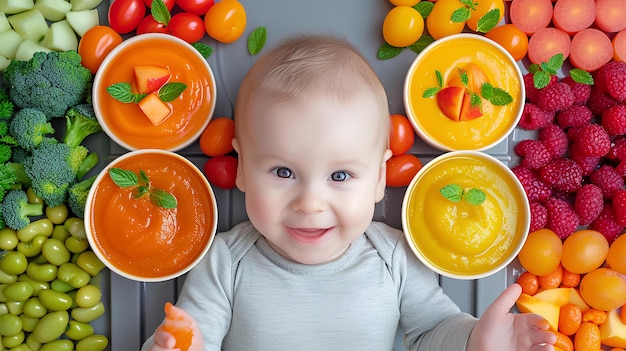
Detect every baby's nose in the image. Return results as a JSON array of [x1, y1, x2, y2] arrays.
[[291, 186, 327, 214]]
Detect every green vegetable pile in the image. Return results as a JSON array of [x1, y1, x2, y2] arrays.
[[0, 50, 109, 350]]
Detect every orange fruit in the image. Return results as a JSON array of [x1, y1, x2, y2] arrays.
[[516, 271, 539, 295], [552, 330, 574, 351], [574, 322, 601, 351], [560, 268, 580, 288], [538, 264, 563, 290], [622, 306, 626, 325], [518, 229, 563, 276], [561, 230, 609, 274], [559, 303, 582, 336], [581, 308, 607, 325], [465, 0, 505, 32], [579, 268, 626, 311], [607, 234, 626, 274], [159, 302, 193, 351]]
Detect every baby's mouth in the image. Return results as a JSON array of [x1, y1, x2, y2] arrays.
[[287, 227, 332, 244]]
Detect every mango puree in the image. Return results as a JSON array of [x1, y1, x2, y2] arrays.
[[88, 152, 216, 279], [404, 153, 528, 277], [405, 35, 523, 150]]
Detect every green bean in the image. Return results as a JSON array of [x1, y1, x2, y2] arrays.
[[75, 284, 101, 308], [23, 297, 47, 319], [17, 274, 49, 297], [75, 334, 108, 351], [65, 320, 95, 340], [39, 339, 74, 351], [3, 281, 33, 302], [71, 301, 105, 323], [16, 219, 53, 243], [57, 262, 90, 289], [19, 314, 39, 333], [25, 333, 42, 350], [0, 269, 17, 284], [45, 204, 68, 225], [64, 217, 86, 239], [26, 261, 57, 283], [32, 310, 68, 343], [65, 236, 89, 254], [0, 229, 18, 251], [41, 238, 70, 266], [26, 188, 43, 205], [50, 279, 74, 293], [38, 289, 72, 311], [0, 303, 8, 315], [0, 314, 22, 336], [2, 330, 24, 348], [6, 300, 23, 315], [8, 343, 32, 351], [16, 235, 46, 258], [76, 251, 105, 277], [51, 225, 70, 242], [0, 251, 27, 275]]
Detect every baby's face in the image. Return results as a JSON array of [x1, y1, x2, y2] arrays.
[[233, 90, 391, 264]]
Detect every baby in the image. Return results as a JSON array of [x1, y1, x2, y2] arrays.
[[143, 34, 556, 351]]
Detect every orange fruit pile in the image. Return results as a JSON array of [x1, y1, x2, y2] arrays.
[[516, 229, 626, 350]]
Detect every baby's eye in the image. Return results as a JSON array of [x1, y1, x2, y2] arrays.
[[330, 171, 350, 182], [273, 167, 293, 179]]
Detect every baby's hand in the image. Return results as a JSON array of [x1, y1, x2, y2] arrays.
[[149, 302, 204, 351]]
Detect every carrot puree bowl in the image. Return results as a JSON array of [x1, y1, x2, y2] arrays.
[[92, 33, 217, 151], [84, 149, 218, 282], [404, 33, 525, 151], [402, 151, 530, 280]]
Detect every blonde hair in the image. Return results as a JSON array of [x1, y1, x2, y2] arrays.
[[235, 35, 390, 141]]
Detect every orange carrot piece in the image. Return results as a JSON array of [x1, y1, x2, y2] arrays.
[[510, 0, 554, 35], [569, 28, 613, 72], [527, 27, 571, 65], [595, 0, 626, 33], [552, 0, 596, 35], [613, 29, 626, 62]]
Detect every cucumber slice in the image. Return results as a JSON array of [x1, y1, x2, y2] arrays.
[[8, 8, 48, 42], [0, 0, 34, 14], [34, 0, 72, 22], [41, 20, 78, 52], [70, 0, 102, 11], [0, 29, 23, 59], [65, 8, 98, 37], [0, 12, 11, 33], [14, 39, 50, 61]]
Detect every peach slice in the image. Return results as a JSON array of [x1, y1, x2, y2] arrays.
[[137, 93, 171, 126], [516, 293, 560, 331], [436, 86, 464, 121], [447, 62, 489, 93], [459, 94, 483, 121], [134, 65, 171, 94]]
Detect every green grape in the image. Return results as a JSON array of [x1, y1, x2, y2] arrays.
[[32, 310, 69, 343]]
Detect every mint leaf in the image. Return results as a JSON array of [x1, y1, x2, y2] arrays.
[[150, 189, 178, 209], [476, 9, 500, 33], [570, 68, 594, 85], [480, 82, 493, 100], [109, 168, 139, 187], [528, 63, 540, 74], [248, 26, 267, 55], [440, 184, 464, 202], [489, 87, 513, 106], [414, 1, 433, 17], [533, 70, 551, 89], [546, 53, 565, 72], [451, 7, 471, 22], [151, 0, 170, 25], [409, 35, 434, 55], [106, 82, 139, 103], [422, 87, 441, 98], [464, 188, 486, 205], [158, 82, 187, 102], [139, 170, 150, 186], [135, 185, 150, 198], [378, 43, 404, 60], [191, 42, 213, 58]]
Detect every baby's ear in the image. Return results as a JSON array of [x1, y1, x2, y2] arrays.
[[375, 149, 393, 202], [232, 138, 245, 192]]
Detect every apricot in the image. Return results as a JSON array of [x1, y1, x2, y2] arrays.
[[579, 268, 626, 311]]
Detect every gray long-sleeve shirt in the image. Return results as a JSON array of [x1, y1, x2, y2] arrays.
[[142, 221, 478, 350]]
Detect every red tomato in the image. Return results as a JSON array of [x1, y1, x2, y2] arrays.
[[386, 154, 422, 187], [176, 0, 214, 16], [142, 0, 175, 10], [199, 117, 235, 157], [136, 15, 168, 35], [77, 25, 123, 74], [168, 12, 205, 43], [203, 155, 238, 190], [204, 0, 246, 44], [108, 0, 146, 34], [389, 114, 415, 156]]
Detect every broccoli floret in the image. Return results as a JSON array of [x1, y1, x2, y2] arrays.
[[0, 145, 10, 164], [1, 189, 43, 230], [64, 103, 102, 148], [10, 147, 30, 164], [0, 86, 14, 120], [9, 108, 56, 151], [22, 142, 96, 207], [67, 174, 96, 218], [0, 163, 18, 202], [3, 51, 93, 119]]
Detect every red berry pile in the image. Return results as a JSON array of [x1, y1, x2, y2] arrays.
[[513, 61, 626, 244]]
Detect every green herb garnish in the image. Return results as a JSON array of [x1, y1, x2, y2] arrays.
[[106, 82, 187, 104], [108, 168, 177, 209], [423, 68, 513, 106], [248, 26, 267, 55], [529, 53, 594, 89], [440, 184, 486, 205]]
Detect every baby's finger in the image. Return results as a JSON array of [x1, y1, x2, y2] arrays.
[[154, 329, 178, 349], [486, 283, 522, 315]]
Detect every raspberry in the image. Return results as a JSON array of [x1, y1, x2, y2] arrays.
[[587, 87, 620, 116], [595, 61, 626, 102], [524, 73, 556, 104], [612, 189, 626, 226], [556, 104, 593, 129], [545, 197, 579, 239], [529, 201, 548, 232], [590, 164, 624, 199], [561, 76, 591, 105], [574, 183, 604, 225], [511, 165, 552, 203], [514, 139, 552, 169], [589, 203, 624, 244], [517, 103, 553, 130], [569, 146, 601, 176], [538, 124, 568, 158], [537, 82, 575, 113], [567, 123, 611, 157], [606, 136, 626, 161], [538, 157, 583, 192], [601, 104, 626, 136]]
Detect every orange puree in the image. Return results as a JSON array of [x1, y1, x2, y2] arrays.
[[95, 36, 215, 150], [89, 152, 215, 278]]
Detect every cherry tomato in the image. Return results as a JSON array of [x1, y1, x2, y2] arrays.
[[142, 0, 175, 10], [168, 12, 205, 43], [389, 0, 419, 5], [177, 0, 214, 16], [382, 5, 424, 47], [203, 155, 238, 190], [136, 15, 168, 35], [485, 24, 529, 62], [199, 117, 235, 157], [389, 114, 415, 156], [108, 0, 146, 34], [386, 154, 422, 187], [204, 0, 246, 44], [426, 0, 466, 40], [77, 25, 123, 74], [465, 0, 504, 32]]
